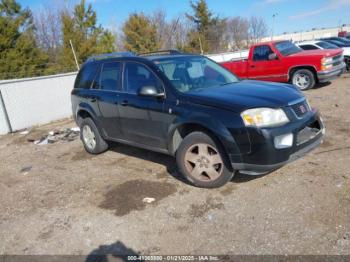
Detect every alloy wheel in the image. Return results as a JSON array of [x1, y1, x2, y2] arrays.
[[184, 143, 223, 181], [82, 125, 96, 150]]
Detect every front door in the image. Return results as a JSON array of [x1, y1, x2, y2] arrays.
[[118, 62, 168, 149], [248, 45, 285, 82]]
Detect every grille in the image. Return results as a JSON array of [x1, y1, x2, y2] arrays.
[[291, 100, 310, 118], [333, 54, 342, 61], [332, 54, 344, 67]]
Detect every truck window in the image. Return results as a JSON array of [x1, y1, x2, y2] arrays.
[[253, 45, 274, 61], [299, 44, 318, 50]]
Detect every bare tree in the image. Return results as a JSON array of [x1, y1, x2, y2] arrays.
[[34, 5, 62, 63], [150, 10, 168, 49], [249, 16, 267, 44], [227, 17, 250, 50], [208, 18, 229, 53]]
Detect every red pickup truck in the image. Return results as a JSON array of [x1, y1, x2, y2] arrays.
[[221, 40, 346, 90]]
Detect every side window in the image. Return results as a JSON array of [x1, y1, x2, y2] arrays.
[[99, 62, 121, 91], [300, 44, 318, 50], [253, 45, 274, 61], [74, 63, 98, 89], [124, 62, 162, 94]]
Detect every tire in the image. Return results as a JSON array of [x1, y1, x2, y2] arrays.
[[79, 118, 108, 154], [291, 69, 315, 91], [176, 131, 234, 188]]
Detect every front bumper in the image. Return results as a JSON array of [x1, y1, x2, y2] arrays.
[[317, 62, 346, 83], [230, 110, 325, 175]]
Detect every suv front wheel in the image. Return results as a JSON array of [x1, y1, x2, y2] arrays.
[[80, 118, 108, 154], [176, 132, 234, 188]]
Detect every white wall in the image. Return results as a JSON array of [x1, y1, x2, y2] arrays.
[[261, 26, 350, 42], [0, 72, 77, 135]]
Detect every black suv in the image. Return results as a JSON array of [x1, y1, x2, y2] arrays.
[[71, 51, 325, 188]]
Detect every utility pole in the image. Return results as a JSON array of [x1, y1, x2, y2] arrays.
[[69, 39, 80, 71], [271, 13, 278, 41], [198, 37, 204, 55]]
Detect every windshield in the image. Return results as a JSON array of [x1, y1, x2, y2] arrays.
[[316, 41, 338, 49], [275, 41, 302, 56], [154, 56, 238, 93], [327, 40, 348, 47], [332, 38, 350, 44]]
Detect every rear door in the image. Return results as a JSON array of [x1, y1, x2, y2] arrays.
[[248, 45, 285, 82], [94, 61, 123, 139], [118, 61, 168, 149]]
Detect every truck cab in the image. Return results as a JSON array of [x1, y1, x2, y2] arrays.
[[221, 40, 346, 90]]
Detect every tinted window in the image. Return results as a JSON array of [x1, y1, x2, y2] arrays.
[[99, 62, 121, 91], [275, 41, 302, 56], [299, 44, 318, 50], [316, 41, 338, 49], [74, 63, 98, 89], [124, 62, 162, 94], [253, 45, 274, 61], [155, 56, 238, 93]]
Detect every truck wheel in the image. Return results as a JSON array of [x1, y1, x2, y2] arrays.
[[176, 132, 234, 188], [291, 69, 315, 91], [80, 118, 108, 154]]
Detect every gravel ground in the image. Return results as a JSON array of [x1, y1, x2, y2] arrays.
[[0, 75, 349, 257]]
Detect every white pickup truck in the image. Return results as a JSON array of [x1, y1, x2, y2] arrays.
[[296, 40, 349, 71]]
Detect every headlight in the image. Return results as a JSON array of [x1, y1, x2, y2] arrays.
[[321, 57, 333, 71], [241, 108, 289, 128]]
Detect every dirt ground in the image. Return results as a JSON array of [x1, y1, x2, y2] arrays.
[[0, 75, 350, 257]]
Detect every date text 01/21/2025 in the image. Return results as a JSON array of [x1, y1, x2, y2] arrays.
[[126, 255, 220, 261]]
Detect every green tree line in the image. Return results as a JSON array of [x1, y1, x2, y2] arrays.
[[0, 0, 267, 80]]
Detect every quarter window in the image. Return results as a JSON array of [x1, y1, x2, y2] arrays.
[[74, 63, 99, 89]]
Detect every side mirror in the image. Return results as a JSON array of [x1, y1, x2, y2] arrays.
[[268, 53, 278, 60], [138, 85, 164, 98]]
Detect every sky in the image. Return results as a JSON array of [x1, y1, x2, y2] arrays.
[[18, 0, 350, 35]]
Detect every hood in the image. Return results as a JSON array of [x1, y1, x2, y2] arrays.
[[342, 47, 350, 55], [185, 80, 304, 113], [290, 49, 343, 57]]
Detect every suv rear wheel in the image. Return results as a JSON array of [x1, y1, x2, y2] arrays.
[[291, 69, 315, 90], [80, 118, 108, 154], [176, 132, 234, 188]]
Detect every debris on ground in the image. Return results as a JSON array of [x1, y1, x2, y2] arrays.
[[142, 197, 156, 204], [29, 127, 80, 145], [19, 130, 30, 135], [20, 166, 32, 173]]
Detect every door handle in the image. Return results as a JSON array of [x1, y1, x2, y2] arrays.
[[250, 65, 255, 68], [121, 100, 128, 106]]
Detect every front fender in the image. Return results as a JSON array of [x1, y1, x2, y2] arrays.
[[167, 111, 247, 163]]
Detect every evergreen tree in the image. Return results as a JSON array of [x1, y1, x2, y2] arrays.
[[122, 13, 160, 53], [0, 0, 48, 79], [185, 0, 227, 53], [61, 0, 116, 69], [185, 0, 212, 53]]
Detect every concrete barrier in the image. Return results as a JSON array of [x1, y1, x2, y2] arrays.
[[0, 72, 77, 135]]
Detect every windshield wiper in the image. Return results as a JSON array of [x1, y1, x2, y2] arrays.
[[220, 81, 237, 86]]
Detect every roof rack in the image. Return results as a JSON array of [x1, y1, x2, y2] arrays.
[[86, 52, 136, 62], [138, 50, 182, 57]]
